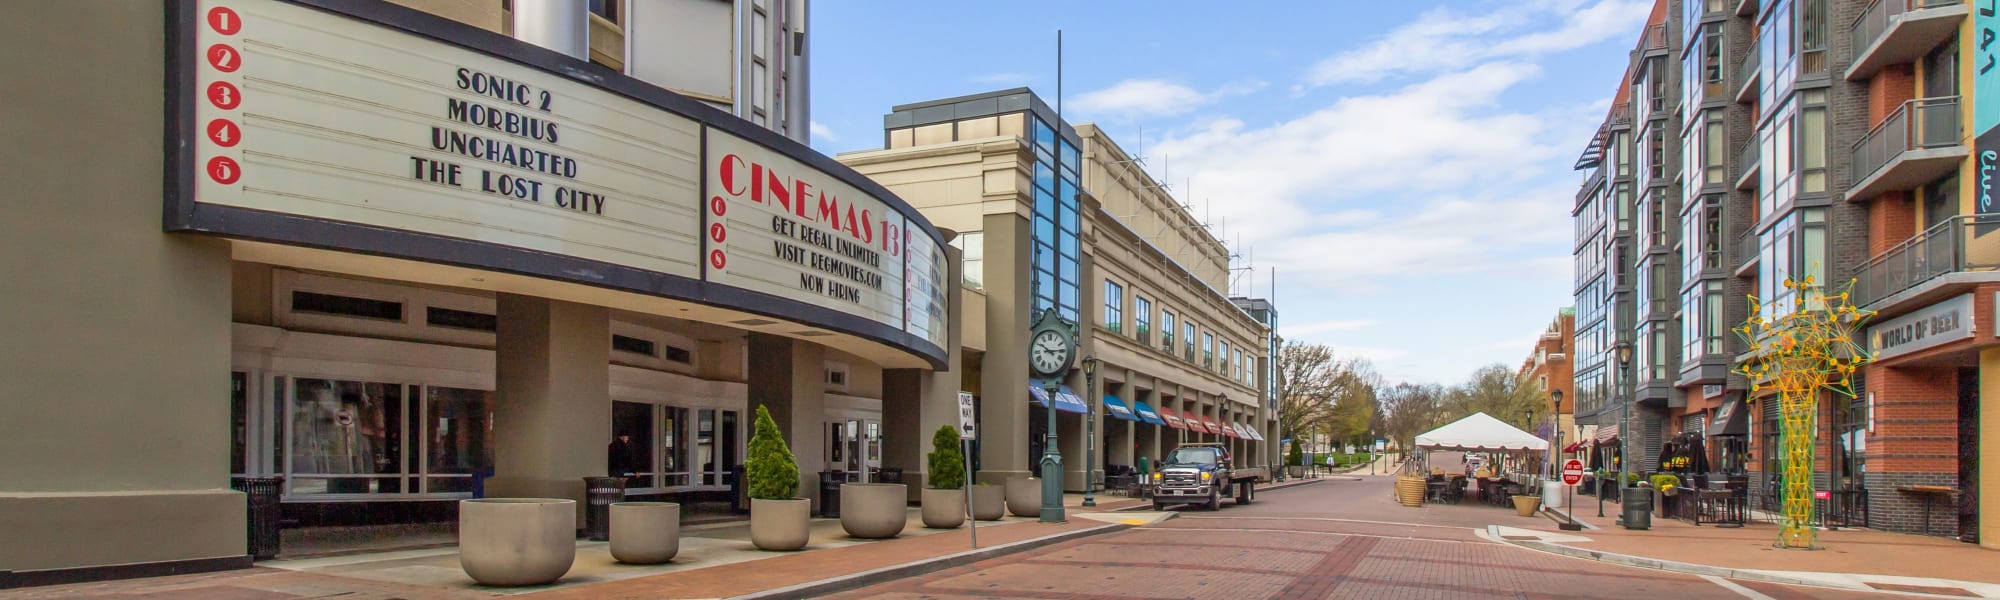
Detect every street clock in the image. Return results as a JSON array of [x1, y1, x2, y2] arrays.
[[1027, 308, 1077, 381]]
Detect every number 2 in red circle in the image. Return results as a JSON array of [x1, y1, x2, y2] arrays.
[[207, 156, 242, 184], [206, 81, 241, 109], [207, 6, 241, 35], [207, 44, 240, 73], [206, 119, 241, 147]]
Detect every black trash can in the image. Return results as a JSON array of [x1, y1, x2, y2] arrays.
[[230, 476, 284, 560], [1621, 486, 1652, 530], [730, 464, 748, 514], [818, 471, 843, 518], [584, 476, 626, 541]]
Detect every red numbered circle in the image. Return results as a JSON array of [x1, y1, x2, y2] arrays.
[[206, 81, 241, 109], [708, 250, 727, 270], [708, 223, 727, 243], [206, 6, 241, 35], [709, 196, 727, 216], [206, 156, 242, 184], [207, 44, 240, 73], [206, 119, 241, 147]]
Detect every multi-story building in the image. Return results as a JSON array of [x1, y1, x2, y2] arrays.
[[841, 88, 1278, 490], [3, 0, 976, 583], [1520, 308, 1578, 453], [1574, 0, 1994, 544]]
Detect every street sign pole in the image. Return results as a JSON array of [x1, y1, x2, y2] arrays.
[[1560, 459, 1585, 531], [958, 392, 979, 548]]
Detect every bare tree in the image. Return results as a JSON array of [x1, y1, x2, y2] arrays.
[[1274, 341, 1379, 446]]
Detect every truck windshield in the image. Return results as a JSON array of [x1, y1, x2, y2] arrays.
[[1163, 448, 1219, 465]]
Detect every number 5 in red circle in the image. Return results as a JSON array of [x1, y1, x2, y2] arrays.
[[206, 81, 241, 110], [207, 156, 242, 184], [207, 6, 241, 35]]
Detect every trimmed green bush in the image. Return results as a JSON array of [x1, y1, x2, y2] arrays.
[[1287, 439, 1304, 467], [1649, 474, 1681, 491], [927, 425, 965, 490], [746, 404, 799, 501]]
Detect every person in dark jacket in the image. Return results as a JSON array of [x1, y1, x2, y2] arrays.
[[608, 434, 643, 476]]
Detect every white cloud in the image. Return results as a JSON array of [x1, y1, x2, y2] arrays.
[[1071, 78, 1266, 119], [810, 121, 837, 142], [1304, 0, 1651, 86]]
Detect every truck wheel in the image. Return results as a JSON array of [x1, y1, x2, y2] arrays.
[[1206, 488, 1221, 511], [1152, 500, 1165, 511], [1237, 481, 1253, 505]]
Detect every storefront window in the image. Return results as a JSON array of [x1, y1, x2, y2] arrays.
[[288, 379, 404, 495], [721, 410, 740, 485], [231, 372, 248, 475], [612, 401, 654, 488], [1834, 396, 1866, 490], [700, 409, 718, 485], [425, 387, 492, 493], [662, 406, 688, 486]]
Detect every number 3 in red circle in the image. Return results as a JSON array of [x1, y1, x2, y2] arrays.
[[207, 6, 241, 35], [207, 156, 242, 184], [206, 81, 241, 110]]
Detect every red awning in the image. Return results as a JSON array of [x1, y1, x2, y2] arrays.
[[1158, 407, 1188, 430], [1204, 417, 1224, 435], [1595, 424, 1619, 443], [1562, 441, 1585, 453], [1185, 417, 1210, 434]]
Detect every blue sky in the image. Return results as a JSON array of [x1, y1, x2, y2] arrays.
[[808, 0, 1653, 384]]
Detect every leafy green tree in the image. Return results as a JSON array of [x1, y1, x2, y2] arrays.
[[746, 404, 798, 500], [927, 425, 965, 490]]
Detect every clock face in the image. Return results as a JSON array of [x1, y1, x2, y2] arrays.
[[1030, 329, 1069, 376]]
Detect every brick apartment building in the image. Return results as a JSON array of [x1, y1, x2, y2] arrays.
[[1519, 309, 1578, 456], [1571, 0, 1994, 544]]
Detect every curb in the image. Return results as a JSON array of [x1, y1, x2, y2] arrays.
[[1488, 526, 1833, 590], [729, 522, 1130, 600]]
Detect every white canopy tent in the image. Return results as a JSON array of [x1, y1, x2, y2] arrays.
[[1414, 412, 1549, 452]]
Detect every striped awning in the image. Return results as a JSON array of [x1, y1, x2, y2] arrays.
[[1029, 384, 1088, 414], [1595, 423, 1619, 443]]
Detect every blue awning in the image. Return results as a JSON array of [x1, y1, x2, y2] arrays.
[[1102, 394, 1140, 422], [1131, 401, 1167, 426], [1028, 384, 1088, 414]]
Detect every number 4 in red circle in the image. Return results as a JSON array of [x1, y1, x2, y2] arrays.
[[207, 6, 241, 35]]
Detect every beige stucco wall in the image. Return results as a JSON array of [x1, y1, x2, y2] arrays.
[[0, 1, 243, 572]]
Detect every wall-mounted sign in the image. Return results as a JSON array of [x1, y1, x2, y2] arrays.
[[1867, 293, 1975, 360], [1701, 384, 1723, 399], [171, 0, 951, 366]]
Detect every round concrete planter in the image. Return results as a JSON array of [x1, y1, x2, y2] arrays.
[[750, 498, 811, 551], [608, 502, 680, 564], [970, 484, 1006, 521], [1004, 477, 1041, 517], [921, 488, 966, 529], [458, 498, 576, 587], [840, 483, 909, 539]]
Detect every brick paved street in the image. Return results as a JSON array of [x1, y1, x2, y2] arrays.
[[834, 473, 1905, 599]]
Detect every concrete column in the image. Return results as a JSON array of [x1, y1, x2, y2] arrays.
[[883, 369, 924, 496], [1139, 387, 1162, 465], [488, 295, 611, 523], [1111, 377, 1134, 469], [978, 211, 1032, 483], [1061, 373, 1087, 492], [1982, 347, 2000, 550], [748, 333, 826, 508], [0, 3, 244, 574], [509, 0, 588, 59]]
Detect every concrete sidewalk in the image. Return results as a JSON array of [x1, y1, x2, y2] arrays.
[[1498, 505, 2000, 598]]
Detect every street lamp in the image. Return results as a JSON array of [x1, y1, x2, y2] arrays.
[[1550, 390, 1564, 477], [1082, 356, 1098, 508], [1614, 341, 1634, 524]]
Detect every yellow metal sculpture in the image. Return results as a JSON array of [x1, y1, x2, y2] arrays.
[[1734, 277, 1872, 549]]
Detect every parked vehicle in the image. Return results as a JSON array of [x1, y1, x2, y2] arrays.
[[1150, 443, 1266, 510]]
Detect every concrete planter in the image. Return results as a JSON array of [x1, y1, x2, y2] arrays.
[[608, 502, 679, 564], [1512, 495, 1542, 517], [1004, 477, 1041, 517], [970, 484, 1006, 521], [458, 498, 576, 587], [921, 488, 966, 529], [840, 483, 908, 539], [1287, 465, 1306, 479], [750, 498, 810, 551]]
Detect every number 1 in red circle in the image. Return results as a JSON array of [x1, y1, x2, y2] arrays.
[[207, 6, 241, 35], [207, 156, 242, 184]]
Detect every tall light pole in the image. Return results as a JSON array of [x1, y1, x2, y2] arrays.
[[1550, 390, 1564, 477], [1615, 341, 1634, 523], [1082, 356, 1098, 508]]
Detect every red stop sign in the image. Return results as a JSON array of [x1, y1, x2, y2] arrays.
[[1561, 459, 1585, 486]]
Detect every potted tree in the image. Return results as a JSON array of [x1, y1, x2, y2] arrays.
[[747, 405, 809, 551], [1286, 440, 1306, 479], [921, 425, 967, 529]]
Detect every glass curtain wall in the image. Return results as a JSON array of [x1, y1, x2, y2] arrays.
[[1030, 117, 1082, 322]]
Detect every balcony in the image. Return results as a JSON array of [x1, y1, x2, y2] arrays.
[[1736, 0, 1757, 16], [1848, 96, 1967, 201], [1735, 134, 1759, 190], [1734, 40, 1759, 104], [1847, 0, 1968, 81], [1735, 230, 1758, 277], [1854, 215, 2000, 308], [1638, 23, 1669, 56]]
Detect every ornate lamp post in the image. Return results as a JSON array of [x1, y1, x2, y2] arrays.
[[1082, 356, 1098, 508], [1615, 341, 1634, 522]]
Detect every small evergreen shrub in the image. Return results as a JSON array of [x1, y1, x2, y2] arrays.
[[1287, 439, 1305, 467], [927, 425, 965, 490], [746, 405, 799, 501]]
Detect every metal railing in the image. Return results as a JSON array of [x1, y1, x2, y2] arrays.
[[1610, 101, 1633, 125], [1850, 96, 1962, 187], [1853, 214, 2000, 306], [1852, 0, 1965, 59], [1736, 41, 1759, 94], [1737, 230, 1759, 270], [1639, 23, 1668, 53], [1737, 134, 1759, 182]]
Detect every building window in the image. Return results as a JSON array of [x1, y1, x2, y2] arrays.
[[612, 334, 656, 357], [426, 306, 496, 332], [291, 291, 403, 322], [1103, 280, 1123, 334], [949, 231, 984, 290], [1184, 322, 1197, 362], [1135, 297, 1152, 344], [1219, 341, 1230, 374], [1203, 332, 1215, 368], [1161, 311, 1176, 354], [287, 379, 405, 495]]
